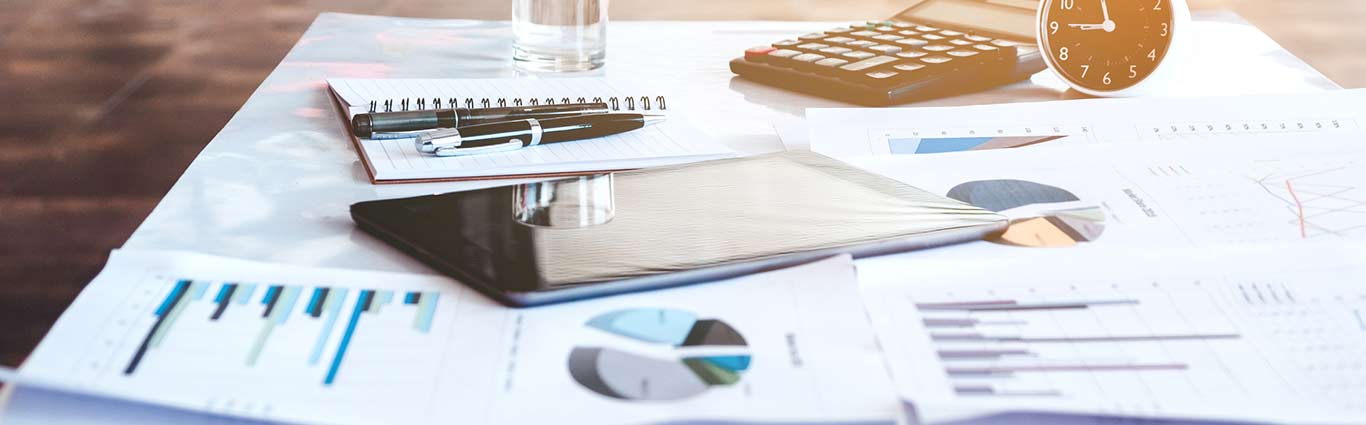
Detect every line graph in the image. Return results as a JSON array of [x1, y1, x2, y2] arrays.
[[1251, 162, 1366, 239]]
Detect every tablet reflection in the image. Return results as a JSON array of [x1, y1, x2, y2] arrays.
[[513, 174, 616, 228]]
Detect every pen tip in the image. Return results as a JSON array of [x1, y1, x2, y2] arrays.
[[639, 114, 667, 126]]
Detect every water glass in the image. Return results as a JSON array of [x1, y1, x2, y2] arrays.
[[512, 0, 608, 72]]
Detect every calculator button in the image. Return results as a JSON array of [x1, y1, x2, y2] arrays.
[[796, 43, 830, 51], [765, 49, 802, 60], [976, 43, 1016, 57], [947, 50, 980, 58], [868, 44, 903, 54], [964, 34, 993, 42], [923, 44, 953, 52], [915, 25, 939, 32], [826, 27, 854, 34], [744, 46, 777, 60], [873, 34, 904, 41], [921, 34, 946, 41], [842, 50, 877, 60], [895, 51, 928, 59], [820, 46, 853, 54], [773, 39, 801, 47], [939, 29, 965, 37], [798, 33, 826, 40], [792, 53, 826, 63], [847, 40, 877, 47], [813, 57, 850, 71], [892, 22, 915, 28], [920, 56, 953, 65], [948, 39, 973, 46], [865, 70, 901, 81], [824, 36, 856, 44], [894, 38, 929, 47], [876, 26, 896, 32], [898, 30, 921, 36], [851, 30, 882, 38], [894, 63, 926, 72], [991, 39, 1020, 47], [839, 55, 898, 71]]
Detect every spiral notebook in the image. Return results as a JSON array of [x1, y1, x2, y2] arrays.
[[326, 78, 734, 183]]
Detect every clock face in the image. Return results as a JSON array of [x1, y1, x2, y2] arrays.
[[1040, 0, 1176, 92]]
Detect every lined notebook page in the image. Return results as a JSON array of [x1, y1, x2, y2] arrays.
[[327, 78, 733, 182]]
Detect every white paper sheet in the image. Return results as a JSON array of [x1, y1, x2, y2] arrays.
[[807, 89, 1366, 159], [857, 241, 1366, 424], [328, 78, 734, 181], [831, 133, 1366, 254], [4, 251, 896, 425]]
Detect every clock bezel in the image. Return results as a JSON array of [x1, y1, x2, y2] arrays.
[[1036, 0, 1191, 97]]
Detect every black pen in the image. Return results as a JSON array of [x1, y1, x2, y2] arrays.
[[415, 113, 666, 157], [352, 103, 611, 138]]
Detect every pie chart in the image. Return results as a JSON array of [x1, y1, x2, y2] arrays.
[[568, 308, 750, 401], [947, 179, 1106, 248]]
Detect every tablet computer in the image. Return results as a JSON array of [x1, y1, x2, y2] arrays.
[[351, 151, 1005, 306]]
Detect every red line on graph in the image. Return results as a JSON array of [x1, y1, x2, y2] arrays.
[[1286, 180, 1307, 238]]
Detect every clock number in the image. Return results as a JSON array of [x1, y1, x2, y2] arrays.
[[1061, 0, 1075, 10], [1129, 65, 1138, 78], [1050, 21, 1059, 34], [1154, 0, 1162, 10], [1102, 72, 1112, 85], [1147, 49, 1157, 61], [1059, 47, 1069, 61], [1160, 23, 1169, 37], [1080, 64, 1089, 78]]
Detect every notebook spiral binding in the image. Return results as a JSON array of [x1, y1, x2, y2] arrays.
[[367, 96, 668, 113]]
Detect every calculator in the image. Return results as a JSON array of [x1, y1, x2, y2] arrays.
[[730, 0, 1047, 106]]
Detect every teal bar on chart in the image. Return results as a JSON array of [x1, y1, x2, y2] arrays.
[[309, 288, 349, 365], [190, 281, 211, 301], [233, 283, 256, 305], [413, 292, 439, 333]]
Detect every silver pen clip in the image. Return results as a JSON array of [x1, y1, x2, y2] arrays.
[[414, 128, 465, 154], [434, 140, 525, 157]]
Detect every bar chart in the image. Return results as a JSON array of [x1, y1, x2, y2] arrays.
[[868, 265, 1366, 417], [121, 278, 443, 386]]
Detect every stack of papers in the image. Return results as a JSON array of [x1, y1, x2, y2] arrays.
[[9, 89, 1366, 425]]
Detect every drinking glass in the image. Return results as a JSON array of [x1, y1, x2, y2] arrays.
[[512, 0, 608, 72]]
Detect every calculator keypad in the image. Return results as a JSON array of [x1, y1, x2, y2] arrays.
[[745, 20, 1019, 89]]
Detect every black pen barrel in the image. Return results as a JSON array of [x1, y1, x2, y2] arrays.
[[540, 117, 644, 143], [352, 102, 610, 137], [353, 109, 459, 137], [464, 103, 610, 126]]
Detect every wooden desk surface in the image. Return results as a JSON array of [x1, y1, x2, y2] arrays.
[[0, 0, 1360, 366]]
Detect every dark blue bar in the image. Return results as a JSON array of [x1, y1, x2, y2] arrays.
[[154, 280, 192, 316], [305, 287, 326, 317], [212, 284, 233, 303], [324, 290, 372, 385], [361, 291, 375, 312], [210, 283, 238, 321], [126, 280, 192, 374], [404, 292, 420, 305], [307, 288, 330, 318], [261, 285, 280, 305], [261, 285, 283, 318]]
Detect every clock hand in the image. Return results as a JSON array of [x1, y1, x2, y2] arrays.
[[1099, 0, 1116, 32], [1068, 23, 1107, 30]]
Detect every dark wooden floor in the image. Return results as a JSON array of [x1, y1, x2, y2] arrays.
[[2, 0, 1363, 367]]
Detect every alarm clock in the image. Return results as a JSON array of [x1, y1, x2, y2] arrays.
[[1037, 0, 1191, 97]]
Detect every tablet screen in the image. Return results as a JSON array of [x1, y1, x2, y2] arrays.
[[353, 152, 1004, 294]]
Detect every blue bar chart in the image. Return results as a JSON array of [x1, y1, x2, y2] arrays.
[[123, 278, 442, 386]]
